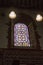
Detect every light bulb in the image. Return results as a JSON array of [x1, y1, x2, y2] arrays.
[[36, 14, 43, 22], [9, 11, 16, 19]]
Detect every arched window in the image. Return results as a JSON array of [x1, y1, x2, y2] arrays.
[[14, 23, 30, 47]]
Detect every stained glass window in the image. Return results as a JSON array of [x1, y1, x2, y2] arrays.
[[14, 23, 30, 47]]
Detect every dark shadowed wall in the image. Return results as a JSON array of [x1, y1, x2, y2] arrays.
[[0, 8, 43, 49]]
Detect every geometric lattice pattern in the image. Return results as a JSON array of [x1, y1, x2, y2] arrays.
[[14, 23, 30, 46]]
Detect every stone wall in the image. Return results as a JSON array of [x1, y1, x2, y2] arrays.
[[0, 49, 43, 65]]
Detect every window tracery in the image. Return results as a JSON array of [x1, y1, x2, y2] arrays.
[[14, 23, 30, 47]]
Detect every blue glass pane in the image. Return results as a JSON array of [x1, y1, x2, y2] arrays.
[[14, 23, 30, 46]]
